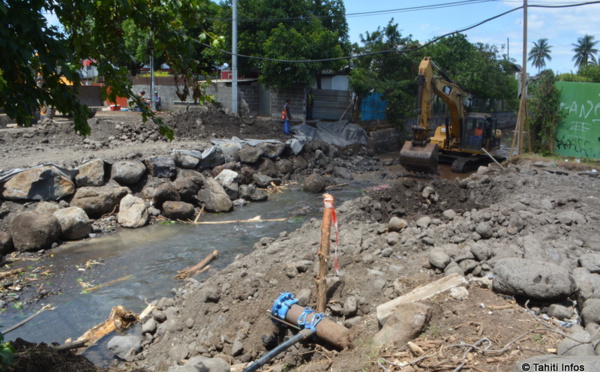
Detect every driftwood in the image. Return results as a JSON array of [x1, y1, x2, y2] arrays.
[[195, 215, 286, 225], [175, 250, 218, 280], [86, 274, 133, 292], [316, 194, 334, 313], [72, 305, 139, 353], [0, 268, 24, 280], [193, 206, 205, 224], [2, 304, 55, 334]]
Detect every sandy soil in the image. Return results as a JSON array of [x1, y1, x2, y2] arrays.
[[1, 107, 599, 372]]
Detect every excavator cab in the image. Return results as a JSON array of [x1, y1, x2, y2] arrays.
[[461, 115, 499, 152]]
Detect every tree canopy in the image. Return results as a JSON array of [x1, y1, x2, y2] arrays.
[[528, 38, 552, 73], [572, 34, 598, 68], [208, 0, 350, 88], [0, 0, 215, 137]]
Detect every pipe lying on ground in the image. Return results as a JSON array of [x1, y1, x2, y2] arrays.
[[243, 293, 351, 372]]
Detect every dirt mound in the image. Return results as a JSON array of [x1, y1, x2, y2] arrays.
[[8, 338, 98, 372]]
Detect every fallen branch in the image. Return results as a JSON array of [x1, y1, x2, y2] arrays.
[[85, 275, 133, 292], [0, 268, 24, 280], [72, 305, 139, 354], [176, 250, 218, 280], [195, 216, 286, 225], [54, 339, 88, 351], [325, 183, 348, 190], [2, 304, 55, 334], [194, 206, 205, 224]]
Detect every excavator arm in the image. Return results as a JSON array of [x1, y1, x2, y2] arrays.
[[400, 57, 467, 172]]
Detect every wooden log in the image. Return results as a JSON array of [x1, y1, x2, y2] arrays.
[[2, 304, 54, 334], [0, 268, 24, 279], [74, 305, 139, 354], [86, 275, 133, 292], [316, 193, 334, 313], [193, 206, 205, 224], [195, 216, 286, 225], [376, 273, 467, 325], [175, 250, 218, 280]]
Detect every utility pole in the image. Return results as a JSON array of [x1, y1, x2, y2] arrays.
[[150, 31, 155, 110], [232, 0, 238, 114], [511, 0, 527, 157]]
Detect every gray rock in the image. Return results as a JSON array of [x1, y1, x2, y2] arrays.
[[142, 318, 157, 334], [444, 261, 464, 276], [144, 156, 177, 179], [557, 210, 586, 225], [334, 167, 354, 180], [76, 159, 106, 187], [343, 296, 358, 317], [111, 160, 146, 185], [475, 222, 493, 239], [172, 356, 231, 372], [0, 231, 13, 255], [107, 335, 142, 360], [239, 145, 264, 164], [71, 185, 129, 218], [231, 340, 244, 357], [153, 182, 180, 208], [239, 184, 268, 202], [296, 288, 312, 307], [53, 207, 91, 240], [515, 356, 600, 372], [257, 142, 285, 159], [416, 216, 431, 229], [493, 258, 576, 300], [197, 177, 233, 213], [198, 147, 226, 170], [174, 176, 204, 204], [2, 166, 75, 201], [218, 142, 241, 163], [302, 173, 328, 193], [429, 248, 451, 269], [579, 253, 600, 274], [257, 158, 278, 177], [118, 194, 148, 228], [470, 243, 491, 261], [443, 209, 457, 220], [163, 201, 195, 221], [572, 268, 600, 302], [9, 211, 61, 252], [386, 232, 401, 246], [388, 217, 408, 232], [252, 173, 274, 188], [581, 299, 600, 325], [173, 151, 200, 169], [557, 330, 595, 356], [373, 302, 432, 346], [547, 304, 574, 320], [275, 159, 293, 175]]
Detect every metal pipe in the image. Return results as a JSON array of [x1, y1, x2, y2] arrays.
[[243, 328, 314, 372], [286, 304, 350, 349]]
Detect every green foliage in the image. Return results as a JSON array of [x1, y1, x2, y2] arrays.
[[209, 0, 349, 88], [424, 34, 519, 109], [527, 70, 566, 155], [556, 73, 593, 82], [350, 20, 422, 125], [577, 65, 600, 82], [0, 332, 14, 371], [572, 34, 599, 68], [0, 0, 215, 138], [528, 38, 552, 72]]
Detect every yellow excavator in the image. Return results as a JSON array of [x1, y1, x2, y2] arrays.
[[399, 57, 503, 173]]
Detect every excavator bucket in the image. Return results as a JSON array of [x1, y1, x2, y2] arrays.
[[399, 141, 439, 173]]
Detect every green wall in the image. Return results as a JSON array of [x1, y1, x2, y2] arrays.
[[555, 81, 600, 159]]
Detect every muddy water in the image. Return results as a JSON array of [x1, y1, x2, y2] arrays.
[[1, 185, 370, 363]]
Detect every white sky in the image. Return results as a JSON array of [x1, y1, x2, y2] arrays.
[[344, 0, 600, 74]]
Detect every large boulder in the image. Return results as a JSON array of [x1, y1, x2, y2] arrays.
[[1, 166, 75, 201], [197, 177, 233, 213], [174, 176, 204, 204], [118, 194, 148, 228], [258, 142, 285, 159], [75, 159, 106, 187], [53, 207, 92, 240], [218, 142, 241, 163], [9, 211, 62, 251], [107, 335, 142, 361], [152, 182, 180, 208], [173, 151, 200, 169], [302, 173, 327, 193], [198, 147, 226, 170], [111, 161, 146, 185], [373, 302, 432, 346], [162, 201, 195, 221], [71, 186, 130, 218], [0, 231, 13, 255], [144, 156, 177, 179], [239, 145, 264, 164], [493, 258, 576, 300], [239, 184, 268, 202], [214, 169, 240, 200]]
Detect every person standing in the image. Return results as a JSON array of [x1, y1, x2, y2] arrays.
[[306, 89, 314, 120], [154, 91, 162, 112], [281, 99, 292, 135]]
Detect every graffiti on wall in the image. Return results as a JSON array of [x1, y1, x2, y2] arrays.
[[555, 81, 600, 159]]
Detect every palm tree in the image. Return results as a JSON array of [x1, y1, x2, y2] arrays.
[[528, 38, 552, 72], [572, 34, 598, 68]]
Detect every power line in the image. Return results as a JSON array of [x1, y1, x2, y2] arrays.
[[207, 0, 499, 23], [203, 0, 600, 64]]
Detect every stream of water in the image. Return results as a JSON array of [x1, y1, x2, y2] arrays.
[[1, 183, 372, 364]]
